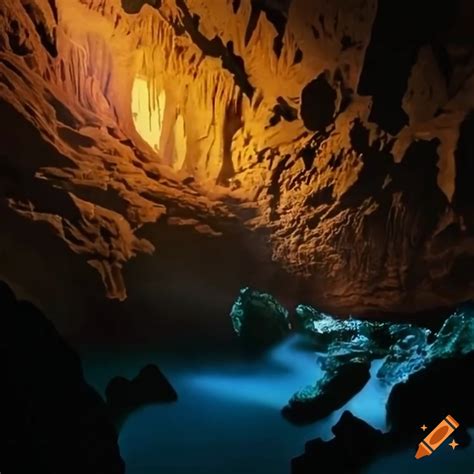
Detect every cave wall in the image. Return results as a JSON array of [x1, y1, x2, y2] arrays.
[[0, 0, 473, 328]]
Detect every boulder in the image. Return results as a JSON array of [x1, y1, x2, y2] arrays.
[[292, 411, 386, 474], [230, 287, 291, 351], [428, 304, 474, 360], [283, 341, 371, 424], [105, 364, 178, 426]]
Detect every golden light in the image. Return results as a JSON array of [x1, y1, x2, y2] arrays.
[[131, 75, 187, 170], [131, 76, 166, 152]]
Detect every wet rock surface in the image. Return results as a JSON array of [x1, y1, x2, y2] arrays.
[[282, 356, 371, 425], [231, 290, 474, 427], [282, 299, 431, 422], [106, 364, 177, 426], [292, 302, 474, 473], [375, 324, 430, 386], [230, 287, 292, 351], [0, 281, 125, 474]]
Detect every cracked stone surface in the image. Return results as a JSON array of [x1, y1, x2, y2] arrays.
[[1, 0, 474, 329]]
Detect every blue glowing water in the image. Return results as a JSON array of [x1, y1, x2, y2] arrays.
[[80, 335, 474, 474]]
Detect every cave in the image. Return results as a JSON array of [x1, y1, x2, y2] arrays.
[[1, 1, 474, 473]]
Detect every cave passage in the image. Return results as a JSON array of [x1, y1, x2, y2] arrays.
[[131, 75, 187, 169], [131, 75, 165, 152]]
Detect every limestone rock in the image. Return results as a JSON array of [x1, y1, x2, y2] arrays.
[[376, 324, 431, 385], [283, 355, 371, 424], [292, 305, 474, 473], [428, 303, 474, 360], [230, 287, 291, 350], [296, 304, 383, 353]]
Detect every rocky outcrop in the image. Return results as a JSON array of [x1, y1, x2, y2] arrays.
[[106, 364, 178, 426], [230, 290, 472, 424], [0, 281, 125, 474], [293, 352, 474, 473], [0, 0, 474, 323], [387, 303, 474, 438], [375, 323, 430, 385], [292, 411, 386, 474], [292, 303, 474, 473], [281, 299, 430, 423], [230, 287, 291, 350], [282, 353, 371, 425]]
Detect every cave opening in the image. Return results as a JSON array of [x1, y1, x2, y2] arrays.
[[131, 74, 187, 170], [131, 75, 165, 153]]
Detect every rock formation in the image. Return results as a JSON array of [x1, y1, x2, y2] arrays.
[[292, 303, 474, 473], [283, 351, 371, 425], [1, 0, 474, 330], [229, 289, 473, 425], [292, 411, 386, 474], [0, 281, 125, 474], [230, 286, 292, 350], [284, 308, 429, 422], [106, 364, 178, 427]]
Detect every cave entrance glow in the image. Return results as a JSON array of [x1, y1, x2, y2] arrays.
[[131, 76, 166, 152], [131, 76, 187, 170]]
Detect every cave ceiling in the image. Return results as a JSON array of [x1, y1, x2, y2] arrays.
[[0, 0, 473, 316]]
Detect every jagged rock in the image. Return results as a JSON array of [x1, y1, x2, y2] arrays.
[[230, 287, 291, 350], [283, 355, 371, 424], [428, 304, 474, 360], [296, 305, 378, 351], [387, 304, 474, 436], [376, 324, 431, 385], [293, 303, 474, 473], [297, 303, 434, 385], [292, 411, 386, 474], [105, 364, 177, 426], [0, 282, 125, 474], [230, 294, 435, 422]]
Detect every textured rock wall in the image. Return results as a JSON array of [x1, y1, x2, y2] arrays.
[[0, 0, 473, 321]]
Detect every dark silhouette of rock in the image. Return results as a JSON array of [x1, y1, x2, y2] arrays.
[[282, 333, 374, 424], [0, 281, 125, 474], [300, 72, 338, 132], [105, 364, 178, 425], [292, 411, 386, 474], [387, 352, 474, 448], [385, 310, 474, 451]]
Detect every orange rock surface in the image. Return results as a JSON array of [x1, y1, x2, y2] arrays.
[[0, 0, 473, 323]]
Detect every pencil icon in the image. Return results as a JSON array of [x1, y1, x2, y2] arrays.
[[415, 415, 459, 459]]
